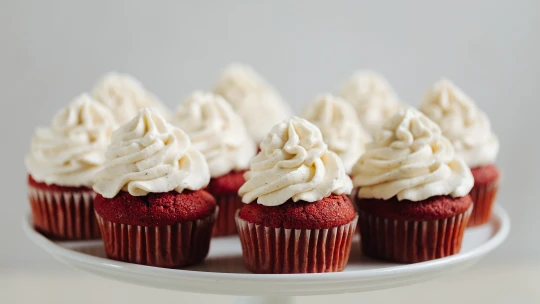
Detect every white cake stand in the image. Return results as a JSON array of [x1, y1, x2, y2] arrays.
[[23, 205, 509, 304]]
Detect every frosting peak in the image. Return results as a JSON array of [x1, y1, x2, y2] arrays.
[[213, 63, 292, 143], [93, 108, 210, 198], [239, 116, 352, 206], [352, 108, 473, 201], [302, 94, 371, 174], [338, 70, 402, 135], [25, 94, 116, 187], [420, 79, 499, 167], [92, 72, 170, 124], [172, 91, 256, 177]]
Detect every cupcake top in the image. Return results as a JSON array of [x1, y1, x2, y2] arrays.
[[338, 70, 402, 135], [92, 72, 170, 124], [93, 108, 210, 198], [352, 108, 473, 201], [172, 91, 256, 178], [25, 94, 116, 187], [239, 116, 353, 206], [419, 79, 499, 168], [301, 94, 371, 174], [213, 63, 292, 143]]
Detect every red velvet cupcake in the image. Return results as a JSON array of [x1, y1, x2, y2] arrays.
[[172, 92, 256, 236], [25, 94, 116, 239], [469, 164, 500, 226], [352, 109, 474, 263], [237, 117, 356, 274], [93, 109, 216, 268], [420, 79, 500, 226]]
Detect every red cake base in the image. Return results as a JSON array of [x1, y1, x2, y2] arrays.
[[355, 195, 473, 263], [94, 190, 217, 268], [239, 194, 356, 229], [468, 164, 500, 226], [236, 195, 357, 273], [93, 190, 216, 226], [28, 175, 100, 240]]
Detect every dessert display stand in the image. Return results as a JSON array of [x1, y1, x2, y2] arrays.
[[23, 205, 509, 304]]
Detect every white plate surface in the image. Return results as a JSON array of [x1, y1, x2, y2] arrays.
[[23, 205, 509, 296]]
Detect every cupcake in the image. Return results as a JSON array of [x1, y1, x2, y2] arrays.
[[338, 70, 402, 136], [420, 79, 500, 226], [172, 91, 256, 236], [213, 63, 293, 143], [93, 108, 216, 268], [26, 94, 116, 239], [92, 72, 171, 124], [352, 108, 474, 263], [301, 94, 371, 175], [236, 117, 357, 274]]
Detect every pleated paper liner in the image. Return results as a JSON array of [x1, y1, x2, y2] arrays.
[[349, 188, 360, 235], [468, 181, 499, 227], [212, 193, 244, 237], [236, 212, 358, 274], [28, 185, 100, 240], [96, 208, 217, 268], [359, 205, 472, 263]]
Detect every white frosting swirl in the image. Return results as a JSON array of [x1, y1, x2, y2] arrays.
[[420, 79, 499, 168], [339, 70, 402, 135], [239, 116, 352, 206], [172, 91, 256, 178], [213, 63, 293, 143], [25, 94, 116, 187], [352, 108, 473, 201], [93, 108, 210, 198], [92, 72, 170, 124], [302, 94, 371, 174]]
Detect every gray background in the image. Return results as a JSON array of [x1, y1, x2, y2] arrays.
[[1, 0, 539, 270]]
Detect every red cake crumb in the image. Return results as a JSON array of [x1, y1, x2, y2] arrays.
[[239, 194, 356, 229], [355, 195, 472, 221], [471, 164, 500, 186], [28, 174, 91, 192], [94, 190, 216, 226], [205, 170, 246, 195]]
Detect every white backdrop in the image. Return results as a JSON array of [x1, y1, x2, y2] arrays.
[[1, 0, 539, 269]]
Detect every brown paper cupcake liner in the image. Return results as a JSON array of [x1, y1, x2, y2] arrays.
[[236, 212, 358, 274], [95, 208, 217, 268], [359, 206, 472, 263], [28, 185, 100, 240], [468, 181, 499, 226], [212, 193, 244, 237]]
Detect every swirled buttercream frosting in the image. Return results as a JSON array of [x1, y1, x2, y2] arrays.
[[93, 108, 210, 198], [352, 108, 473, 201], [92, 72, 170, 124], [420, 79, 499, 168], [213, 63, 292, 143], [26, 94, 116, 187], [239, 116, 352, 206], [172, 91, 256, 178], [339, 70, 402, 135], [302, 94, 371, 174]]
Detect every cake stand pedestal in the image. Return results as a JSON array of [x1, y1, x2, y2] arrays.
[[23, 205, 510, 304]]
